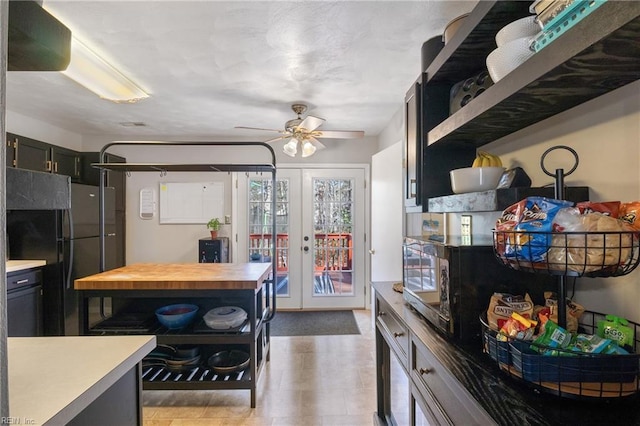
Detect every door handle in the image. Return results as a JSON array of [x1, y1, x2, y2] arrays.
[[369, 249, 375, 255], [303, 246, 309, 253]]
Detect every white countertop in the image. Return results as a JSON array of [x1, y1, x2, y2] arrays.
[[8, 335, 156, 425], [6, 260, 46, 273]]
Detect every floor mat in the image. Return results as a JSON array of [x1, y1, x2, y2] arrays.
[[269, 310, 360, 336]]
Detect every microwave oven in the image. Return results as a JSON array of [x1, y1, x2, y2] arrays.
[[402, 236, 556, 342]]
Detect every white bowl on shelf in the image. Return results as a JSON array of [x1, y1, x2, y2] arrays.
[[450, 167, 505, 194], [486, 36, 536, 83], [495, 16, 540, 47]]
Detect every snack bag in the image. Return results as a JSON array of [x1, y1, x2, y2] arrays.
[[620, 201, 640, 230], [487, 293, 534, 331], [597, 314, 635, 351], [495, 199, 526, 257], [549, 209, 634, 273], [532, 319, 572, 356], [514, 197, 573, 262], [536, 292, 584, 333], [575, 201, 621, 218], [568, 334, 615, 354], [498, 312, 538, 341]]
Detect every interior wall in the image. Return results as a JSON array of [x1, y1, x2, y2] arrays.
[[6, 110, 82, 151], [79, 135, 378, 264], [377, 105, 404, 152]]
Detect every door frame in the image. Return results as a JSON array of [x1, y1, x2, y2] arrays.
[[232, 163, 371, 310]]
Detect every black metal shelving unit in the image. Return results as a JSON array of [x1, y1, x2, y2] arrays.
[[81, 141, 277, 407]]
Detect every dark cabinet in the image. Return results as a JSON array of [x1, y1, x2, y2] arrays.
[[52, 145, 82, 180], [374, 285, 495, 426], [6, 135, 16, 168], [12, 133, 50, 172], [404, 76, 475, 211], [404, 78, 421, 209], [8, 132, 82, 181], [7, 268, 44, 337]]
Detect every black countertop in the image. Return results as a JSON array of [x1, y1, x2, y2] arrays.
[[372, 281, 640, 426]]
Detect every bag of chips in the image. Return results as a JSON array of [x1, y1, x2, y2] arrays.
[[620, 201, 640, 230], [494, 199, 526, 257], [575, 201, 621, 218], [548, 208, 634, 273], [513, 197, 573, 262], [533, 292, 585, 333], [487, 292, 534, 331]]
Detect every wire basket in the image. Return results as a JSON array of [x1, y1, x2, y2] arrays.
[[493, 230, 640, 277], [481, 311, 640, 399]]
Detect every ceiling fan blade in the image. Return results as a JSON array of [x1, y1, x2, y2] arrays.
[[308, 136, 326, 150], [264, 135, 289, 144], [235, 126, 285, 133], [298, 115, 325, 132], [315, 130, 365, 139]]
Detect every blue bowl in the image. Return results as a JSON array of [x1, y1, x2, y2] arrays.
[[155, 304, 199, 330]]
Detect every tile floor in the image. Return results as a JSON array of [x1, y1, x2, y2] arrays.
[[143, 309, 377, 426]]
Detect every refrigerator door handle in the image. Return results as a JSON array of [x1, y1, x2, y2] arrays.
[[65, 208, 75, 290]]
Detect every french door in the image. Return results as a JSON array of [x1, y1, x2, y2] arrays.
[[237, 167, 366, 310]]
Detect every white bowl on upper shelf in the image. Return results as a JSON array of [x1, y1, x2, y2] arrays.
[[495, 15, 540, 47], [486, 36, 536, 83], [450, 166, 505, 194]]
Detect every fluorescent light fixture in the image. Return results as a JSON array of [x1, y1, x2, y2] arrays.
[[62, 37, 149, 103]]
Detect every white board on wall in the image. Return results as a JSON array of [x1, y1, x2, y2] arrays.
[[159, 182, 224, 224]]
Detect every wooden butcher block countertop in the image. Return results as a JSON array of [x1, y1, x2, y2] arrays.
[[74, 262, 273, 291]]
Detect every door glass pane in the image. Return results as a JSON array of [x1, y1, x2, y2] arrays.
[[312, 178, 354, 296], [249, 178, 289, 296]]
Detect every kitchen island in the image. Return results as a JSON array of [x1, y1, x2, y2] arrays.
[[74, 262, 274, 407], [8, 335, 155, 425]]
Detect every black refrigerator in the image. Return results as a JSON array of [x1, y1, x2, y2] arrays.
[[7, 183, 116, 335]]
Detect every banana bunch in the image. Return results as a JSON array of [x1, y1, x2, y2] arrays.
[[472, 151, 503, 168]]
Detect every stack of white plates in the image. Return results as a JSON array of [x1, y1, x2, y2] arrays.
[[203, 306, 248, 329]]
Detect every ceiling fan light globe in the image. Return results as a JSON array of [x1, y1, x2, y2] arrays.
[[301, 140, 317, 157], [283, 138, 298, 157]]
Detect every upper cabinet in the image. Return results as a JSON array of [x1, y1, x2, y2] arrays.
[[7, 133, 82, 182], [405, 1, 640, 211]]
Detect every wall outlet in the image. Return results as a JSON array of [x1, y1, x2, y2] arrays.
[[461, 215, 472, 234], [224, 215, 231, 225], [461, 215, 472, 245]]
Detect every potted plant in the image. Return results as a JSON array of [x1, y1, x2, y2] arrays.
[[207, 217, 221, 238]]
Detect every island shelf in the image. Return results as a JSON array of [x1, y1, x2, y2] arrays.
[[75, 262, 273, 407]]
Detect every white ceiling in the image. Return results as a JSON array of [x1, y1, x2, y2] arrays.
[[6, 1, 477, 143]]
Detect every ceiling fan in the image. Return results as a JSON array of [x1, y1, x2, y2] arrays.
[[236, 103, 365, 157]]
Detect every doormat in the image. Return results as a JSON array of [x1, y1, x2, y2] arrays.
[[269, 310, 360, 336]]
